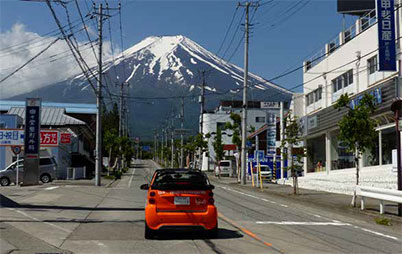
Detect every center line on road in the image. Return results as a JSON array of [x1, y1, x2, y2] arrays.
[[128, 168, 136, 188], [256, 221, 351, 226]]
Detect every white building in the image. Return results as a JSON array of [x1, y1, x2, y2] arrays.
[[201, 101, 289, 171], [293, 4, 401, 194]]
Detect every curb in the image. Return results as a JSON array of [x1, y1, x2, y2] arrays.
[[105, 178, 118, 188]]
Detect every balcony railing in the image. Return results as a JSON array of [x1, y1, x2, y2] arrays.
[[305, 9, 377, 72]]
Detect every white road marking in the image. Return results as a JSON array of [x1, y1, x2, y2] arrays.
[[313, 214, 322, 218], [218, 186, 287, 208], [352, 226, 399, 241], [256, 221, 351, 226], [7, 208, 71, 233], [128, 168, 136, 188], [44, 186, 59, 190]]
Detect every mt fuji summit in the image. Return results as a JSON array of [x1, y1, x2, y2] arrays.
[[10, 35, 292, 138]]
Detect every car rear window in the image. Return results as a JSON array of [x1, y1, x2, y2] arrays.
[[220, 161, 230, 167], [151, 171, 211, 190], [40, 158, 53, 165]]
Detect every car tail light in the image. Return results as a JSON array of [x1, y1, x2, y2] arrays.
[[208, 192, 214, 197], [150, 191, 156, 197], [149, 198, 156, 204], [208, 198, 215, 204]]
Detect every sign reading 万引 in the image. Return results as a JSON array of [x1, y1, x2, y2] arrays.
[[376, 0, 396, 71], [40, 131, 59, 146], [24, 98, 41, 155]]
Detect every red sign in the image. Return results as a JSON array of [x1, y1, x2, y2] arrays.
[[11, 146, 22, 155], [60, 133, 71, 144], [40, 131, 59, 146], [223, 144, 237, 151]]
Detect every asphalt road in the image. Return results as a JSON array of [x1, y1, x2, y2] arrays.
[[1, 160, 401, 254]]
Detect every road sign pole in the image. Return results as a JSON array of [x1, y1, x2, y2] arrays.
[[16, 154, 19, 186]]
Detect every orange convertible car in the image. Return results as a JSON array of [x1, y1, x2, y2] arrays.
[[140, 169, 218, 239]]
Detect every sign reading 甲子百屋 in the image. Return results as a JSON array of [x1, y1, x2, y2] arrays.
[[376, 0, 396, 71]]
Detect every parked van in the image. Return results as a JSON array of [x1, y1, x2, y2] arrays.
[[0, 157, 58, 186], [214, 160, 234, 177]]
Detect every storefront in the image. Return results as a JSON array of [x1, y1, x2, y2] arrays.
[[302, 78, 398, 174]]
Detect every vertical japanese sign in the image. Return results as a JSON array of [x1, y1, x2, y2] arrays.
[[266, 113, 277, 154], [376, 0, 396, 71], [25, 99, 41, 155], [23, 98, 41, 186]]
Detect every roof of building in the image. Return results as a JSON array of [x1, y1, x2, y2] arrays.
[[248, 124, 268, 139], [8, 107, 86, 126], [0, 100, 96, 114]]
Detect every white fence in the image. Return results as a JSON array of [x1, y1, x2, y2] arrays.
[[356, 186, 402, 214]]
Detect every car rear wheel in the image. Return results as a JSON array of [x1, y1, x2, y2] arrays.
[[0, 177, 10, 186], [40, 174, 51, 183], [145, 223, 157, 239]]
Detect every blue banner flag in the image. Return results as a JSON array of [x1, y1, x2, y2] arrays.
[[376, 0, 396, 71]]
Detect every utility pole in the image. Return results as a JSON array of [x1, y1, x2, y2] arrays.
[[119, 83, 124, 137], [171, 115, 175, 168], [199, 70, 205, 170], [95, 3, 103, 186], [239, 1, 258, 185], [180, 97, 184, 168]]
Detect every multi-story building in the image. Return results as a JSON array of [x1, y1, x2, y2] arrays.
[[295, 3, 401, 193], [201, 100, 290, 171]]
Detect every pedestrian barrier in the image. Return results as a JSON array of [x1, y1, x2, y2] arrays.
[[356, 186, 402, 214], [67, 167, 86, 180]]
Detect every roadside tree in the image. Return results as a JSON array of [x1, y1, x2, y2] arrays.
[[281, 113, 305, 195], [334, 93, 377, 207]]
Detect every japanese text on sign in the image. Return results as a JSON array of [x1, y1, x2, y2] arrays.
[[376, 0, 396, 71]]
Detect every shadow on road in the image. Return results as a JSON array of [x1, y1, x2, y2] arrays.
[[0, 194, 144, 211], [0, 219, 145, 224], [152, 228, 243, 241]]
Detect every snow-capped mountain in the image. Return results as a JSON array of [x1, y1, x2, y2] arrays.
[[12, 35, 293, 139]]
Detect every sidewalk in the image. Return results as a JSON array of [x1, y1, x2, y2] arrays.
[[208, 173, 402, 225]]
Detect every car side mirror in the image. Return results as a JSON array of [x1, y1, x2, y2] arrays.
[[209, 185, 215, 190], [140, 184, 149, 190]]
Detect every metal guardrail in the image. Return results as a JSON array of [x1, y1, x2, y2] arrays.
[[356, 186, 402, 214]]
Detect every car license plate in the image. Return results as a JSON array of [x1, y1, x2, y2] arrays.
[[174, 196, 190, 205]]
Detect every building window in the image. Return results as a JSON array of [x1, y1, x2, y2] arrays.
[[382, 127, 397, 165], [306, 87, 322, 106], [216, 122, 226, 131], [307, 135, 326, 173], [332, 69, 353, 92], [255, 117, 265, 123], [368, 55, 378, 74], [330, 130, 355, 170]]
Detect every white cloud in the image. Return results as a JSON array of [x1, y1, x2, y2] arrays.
[[0, 23, 115, 99]]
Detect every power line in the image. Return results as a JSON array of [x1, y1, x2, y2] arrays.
[[0, 37, 60, 83], [74, 0, 98, 62], [221, 8, 246, 60], [216, 6, 239, 57]]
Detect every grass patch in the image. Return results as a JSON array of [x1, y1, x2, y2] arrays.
[[375, 217, 392, 226]]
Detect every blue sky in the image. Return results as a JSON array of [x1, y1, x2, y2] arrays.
[[0, 0, 357, 93]]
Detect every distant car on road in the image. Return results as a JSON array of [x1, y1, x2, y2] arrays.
[[214, 160, 234, 177], [0, 157, 58, 186], [140, 169, 218, 239]]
